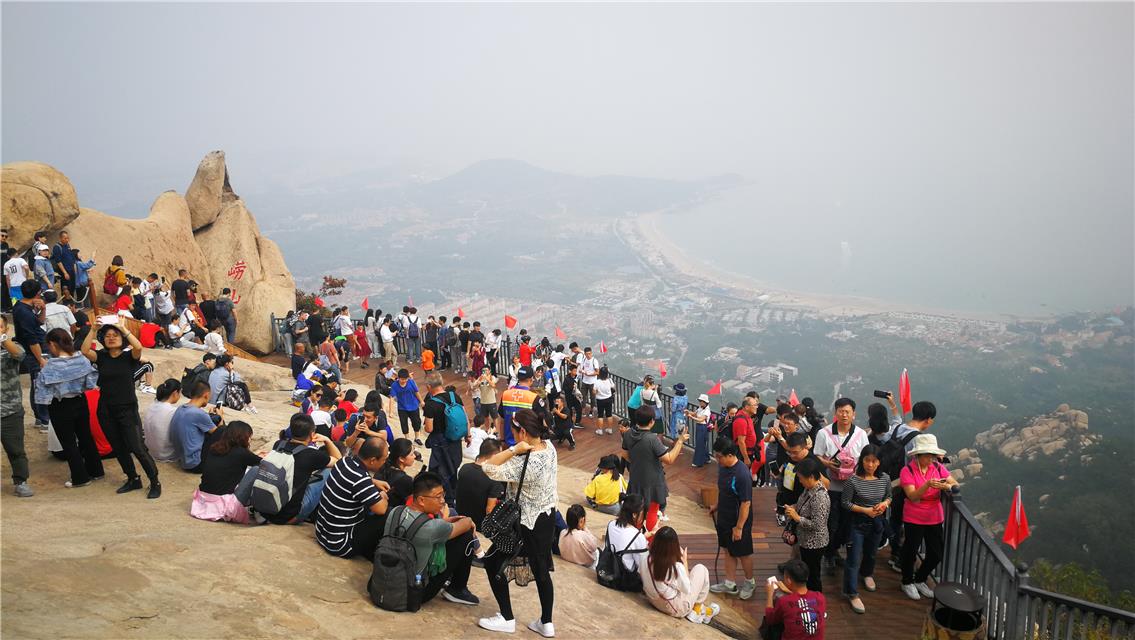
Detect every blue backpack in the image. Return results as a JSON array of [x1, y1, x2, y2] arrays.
[[627, 385, 643, 410], [431, 391, 468, 441]]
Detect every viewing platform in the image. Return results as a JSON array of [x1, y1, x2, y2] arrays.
[[278, 324, 1135, 640]]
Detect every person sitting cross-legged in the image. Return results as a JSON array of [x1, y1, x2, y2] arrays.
[[641, 525, 721, 625], [315, 436, 392, 559], [378, 471, 478, 608]]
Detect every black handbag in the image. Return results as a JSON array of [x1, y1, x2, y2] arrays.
[[781, 521, 798, 546], [480, 452, 530, 559]]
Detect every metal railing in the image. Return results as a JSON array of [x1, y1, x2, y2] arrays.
[[272, 313, 1135, 638], [939, 493, 1135, 639]]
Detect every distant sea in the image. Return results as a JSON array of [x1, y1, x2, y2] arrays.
[[655, 184, 1134, 317]]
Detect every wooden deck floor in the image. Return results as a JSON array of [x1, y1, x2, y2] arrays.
[[273, 354, 933, 639]]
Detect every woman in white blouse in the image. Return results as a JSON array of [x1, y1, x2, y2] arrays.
[[640, 526, 721, 624], [479, 409, 558, 638]]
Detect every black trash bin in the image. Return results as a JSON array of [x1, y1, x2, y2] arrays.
[[921, 581, 987, 640]]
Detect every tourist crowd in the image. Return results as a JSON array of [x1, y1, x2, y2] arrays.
[[4, 228, 961, 639]]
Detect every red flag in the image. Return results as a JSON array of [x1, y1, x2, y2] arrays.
[[707, 380, 722, 395], [788, 389, 800, 406], [360, 297, 369, 311], [555, 326, 567, 340], [457, 307, 465, 318], [899, 368, 913, 414], [599, 341, 608, 354], [313, 296, 325, 308], [504, 315, 518, 330], [658, 361, 667, 378], [1002, 486, 1031, 549]]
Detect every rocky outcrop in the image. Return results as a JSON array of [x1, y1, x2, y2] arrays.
[[67, 192, 214, 294], [185, 150, 235, 231], [1, 162, 81, 251], [3, 152, 294, 355], [193, 197, 295, 354], [950, 405, 1100, 484]]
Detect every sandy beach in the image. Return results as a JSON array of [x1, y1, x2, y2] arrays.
[[631, 211, 1043, 323]]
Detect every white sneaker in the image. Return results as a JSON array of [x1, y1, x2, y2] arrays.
[[702, 603, 721, 624], [605, 428, 614, 434], [595, 429, 604, 436], [139, 384, 156, 394], [478, 614, 516, 634], [527, 621, 555, 638], [685, 610, 705, 624], [659, 513, 671, 522], [901, 583, 921, 600], [244, 405, 259, 414], [916, 582, 934, 598]]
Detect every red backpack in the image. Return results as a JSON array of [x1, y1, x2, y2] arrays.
[[102, 267, 121, 295]]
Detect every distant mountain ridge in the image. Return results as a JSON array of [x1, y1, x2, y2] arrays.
[[410, 158, 744, 216]]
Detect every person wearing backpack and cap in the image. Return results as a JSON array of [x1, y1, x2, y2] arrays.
[[685, 393, 713, 468], [422, 373, 466, 508], [898, 432, 956, 601]]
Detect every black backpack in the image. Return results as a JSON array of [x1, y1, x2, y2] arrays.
[[180, 364, 208, 396], [596, 522, 644, 593], [369, 506, 430, 612], [877, 430, 919, 481], [715, 412, 734, 448]]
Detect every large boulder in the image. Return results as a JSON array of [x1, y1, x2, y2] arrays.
[[66, 192, 213, 303], [185, 150, 234, 231], [1, 162, 81, 251], [193, 199, 294, 354]]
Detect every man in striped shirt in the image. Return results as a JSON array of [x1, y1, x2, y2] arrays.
[[315, 437, 391, 559]]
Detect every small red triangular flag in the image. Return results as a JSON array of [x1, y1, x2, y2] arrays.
[[555, 326, 567, 340], [707, 380, 722, 395], [504, 315, 518, 330], [788, 389, 799, 406], [360, 297, 369, 311], [1002, 485, 1031, 549], [658, 361, 667, 378], [899, 368, 913, 414], [313, 297, 325, 308], [599, 341, 608, 354], [457, 307, 465, 318]]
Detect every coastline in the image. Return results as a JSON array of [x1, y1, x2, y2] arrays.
[[631, 211, 1046, 323]]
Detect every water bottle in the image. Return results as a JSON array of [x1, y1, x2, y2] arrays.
[[414, 573, 423, 587]]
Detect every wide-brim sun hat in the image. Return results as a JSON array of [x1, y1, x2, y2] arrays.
[[909, 433, 946, 456]]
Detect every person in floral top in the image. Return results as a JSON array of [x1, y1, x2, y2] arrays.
[[478, 409, 558, 638]]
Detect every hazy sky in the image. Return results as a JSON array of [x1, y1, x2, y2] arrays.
[[3, 2, 1133, 310]]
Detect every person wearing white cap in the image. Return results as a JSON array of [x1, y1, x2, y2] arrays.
[[685, 393, 714, 467], [31, 244, 55, 293], [898, 433, 958, 600]]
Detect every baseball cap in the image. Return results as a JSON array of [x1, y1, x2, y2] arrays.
[[516, 366, 535, 380]]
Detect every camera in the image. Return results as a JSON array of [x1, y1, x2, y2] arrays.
[[873, 390, 891, 399]]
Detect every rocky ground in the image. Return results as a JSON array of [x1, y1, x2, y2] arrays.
[[1, 349, 743, 639]]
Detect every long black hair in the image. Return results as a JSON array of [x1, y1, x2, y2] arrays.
[[616, 493, 645, 528]]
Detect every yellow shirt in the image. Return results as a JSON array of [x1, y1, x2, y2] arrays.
[[584, 472, 628, 506]]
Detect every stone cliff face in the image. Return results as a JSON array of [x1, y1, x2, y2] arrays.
[[1, 152, 294, 354], [951, 404, 1100, 484]]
